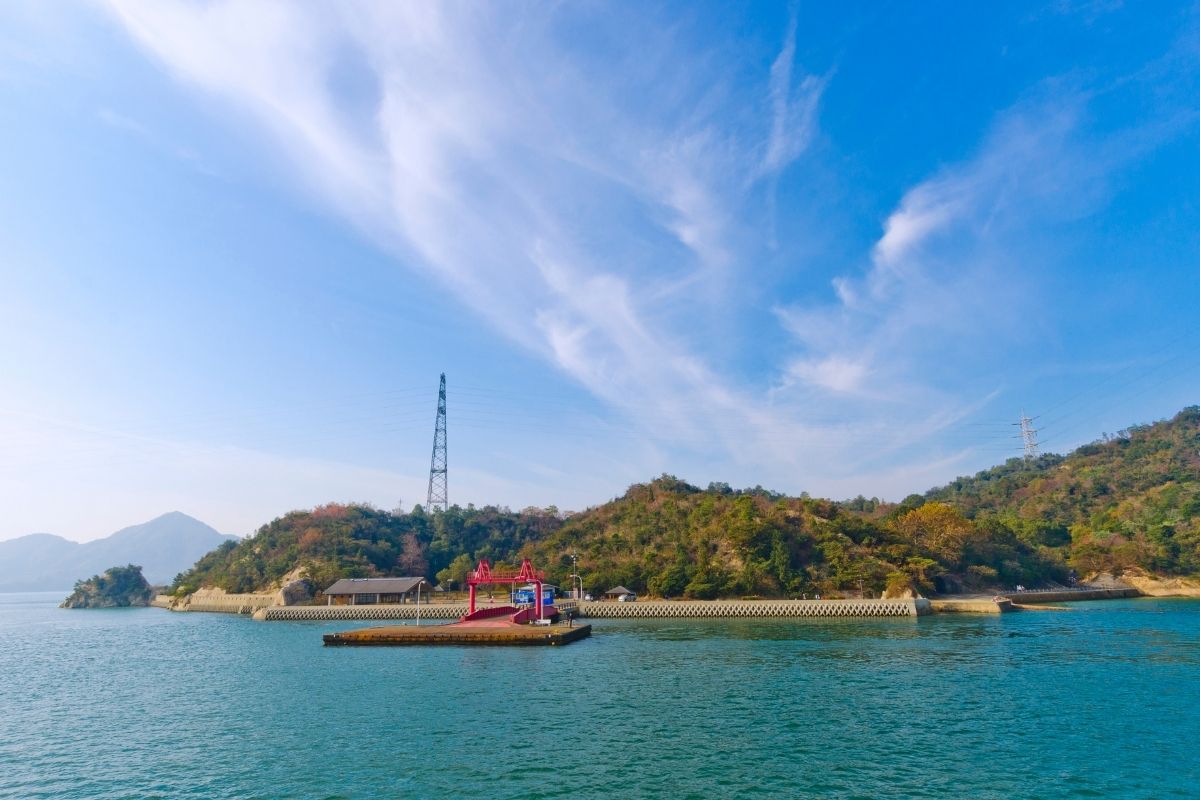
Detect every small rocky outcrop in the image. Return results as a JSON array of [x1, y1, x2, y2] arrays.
[[882, 572, 919, 599], [60, 564, 153, 608], [280, 577, 314, 605]]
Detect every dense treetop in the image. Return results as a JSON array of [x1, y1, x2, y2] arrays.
[[173, 406, 1200, 598]]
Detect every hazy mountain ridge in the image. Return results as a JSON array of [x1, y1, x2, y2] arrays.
[[0, 512, 238, 591]]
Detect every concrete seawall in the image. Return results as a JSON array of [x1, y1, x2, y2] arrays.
[[929, 598, 1015, 614], [927, 588, 1137, 613], [577, 598, 929, 618], [178, 588, 1145, 622], [256, 604, 469, 621], [165, 590, 280, 614], [1003, 588, 1139, 603], [254, 598, 929, 621]]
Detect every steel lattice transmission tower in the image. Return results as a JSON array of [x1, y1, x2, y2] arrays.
[[1017, 411, 1040, 462], [426, 373, 448, 512]]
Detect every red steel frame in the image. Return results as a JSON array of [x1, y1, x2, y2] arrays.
[[466, 557, 546, 621]]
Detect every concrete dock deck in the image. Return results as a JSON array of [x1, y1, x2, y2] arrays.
[[322, 619, 591, 646]]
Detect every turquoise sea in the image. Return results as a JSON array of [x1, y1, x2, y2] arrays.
[[1, 594, 1198, 799]]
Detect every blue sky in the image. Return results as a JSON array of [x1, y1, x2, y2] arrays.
[[1, 1, 1198, 541]]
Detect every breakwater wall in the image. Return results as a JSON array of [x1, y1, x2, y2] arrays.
[[170, 589, 1142, 621], [930, 598, 1015, 614], [168, 589, 281, 614], [256, 604, 469, 621], [254, 598, 929, 621], [1003, 588, 1139, 603], [579, 598, 929, 618]]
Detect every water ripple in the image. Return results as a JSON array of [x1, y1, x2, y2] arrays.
[[0, 595, 1198, 799]]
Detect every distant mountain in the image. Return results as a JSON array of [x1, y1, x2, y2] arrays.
[[0, 512, 238, 591]]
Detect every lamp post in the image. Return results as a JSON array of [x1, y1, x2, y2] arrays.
[[415, 580, 422, 626]]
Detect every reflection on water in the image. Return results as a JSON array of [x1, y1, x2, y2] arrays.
[[0, 595, 1197, 799]]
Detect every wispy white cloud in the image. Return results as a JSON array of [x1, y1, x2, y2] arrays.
[[760, 15, 825, 178], [777, 89, 1108, 407], [768, 68, 1200, 482], [871, 96, 1087, 282], [754, 12, 826, 249], [100, 1, 837, 478], [782, 355, 871, 394], [93, 1, 1196, 505]]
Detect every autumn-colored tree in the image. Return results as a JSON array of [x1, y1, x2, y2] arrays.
[[893, 503, 973, 566]]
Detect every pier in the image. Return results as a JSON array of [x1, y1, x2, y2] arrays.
[[320, 557, 595, 647], [322, 619, 591, 646]]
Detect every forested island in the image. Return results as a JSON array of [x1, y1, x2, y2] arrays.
[[171, 406, 1200, 600], [61, 565, 154, 608]]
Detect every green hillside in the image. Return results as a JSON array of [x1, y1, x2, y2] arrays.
[[173, 484, 1063, 599], [926, 406, 1200, 575], [525, 476, 1063, 597], [172, 502, 561, 595], [173, 406, 1200, 599]]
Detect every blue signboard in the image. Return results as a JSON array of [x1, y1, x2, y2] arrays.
[[512, 586, 555, 605]]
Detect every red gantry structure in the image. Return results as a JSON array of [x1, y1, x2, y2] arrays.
[[322, 555, 590, 646], [461, 557, 553, 624]]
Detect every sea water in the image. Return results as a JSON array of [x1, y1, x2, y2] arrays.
[[1, 593, 1197, 799]]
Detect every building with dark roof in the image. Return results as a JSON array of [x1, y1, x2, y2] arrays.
[[323, 577, 429, 605]]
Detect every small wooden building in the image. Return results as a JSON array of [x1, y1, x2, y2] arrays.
[[604, 585, 635, 601], [323, 577, 429, 606]]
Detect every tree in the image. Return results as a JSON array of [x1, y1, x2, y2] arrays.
[[893, 503, 973, 567], [436, 553, 475, 589]]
